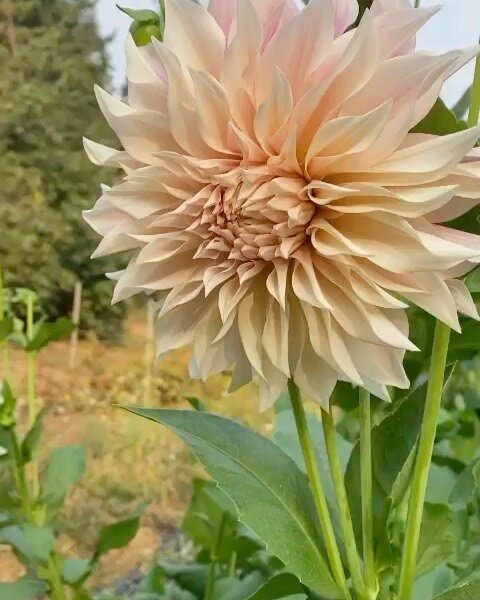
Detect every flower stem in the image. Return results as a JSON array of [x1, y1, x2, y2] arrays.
[[359, 389, 376, 599], [0, 265, 10, 380], [288, 379, 352, 600], [414, 0, 421, 8], [322, 407, 366, 599], [26, 292, 39, 499], [468, 48, 480, 127], [397, 320, 451, 600]]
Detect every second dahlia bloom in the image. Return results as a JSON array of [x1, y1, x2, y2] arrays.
[[85, 0, 480, 408]]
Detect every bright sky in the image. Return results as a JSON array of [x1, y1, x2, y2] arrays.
[[96, 0, 480, 106]]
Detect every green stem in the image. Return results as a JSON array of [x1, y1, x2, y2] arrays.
[[0, 265, 9, 380], [397, 321, 451, 600], [359, 389, 376, 599], [228, 551, 237, 577], [204, 512, 227, 600], [288, 379, 352, 600], [26, 293, 39, 499], [468, 47, 480, 128], [414, 0, 421, 8], [322, 407, 366, 599], [9, 429, 31, 518], [47, 554, 68, 600]]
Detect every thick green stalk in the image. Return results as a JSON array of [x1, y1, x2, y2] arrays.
[[359, 389, 376, 598], [47, 554, 68, 600], [414, 0, 421, 8], [288, 380, 352, 600], [397, 321, 451, 600], [25, 293, 39, 498], [468, 50, 480, 127], [322, 407, 366, 599]]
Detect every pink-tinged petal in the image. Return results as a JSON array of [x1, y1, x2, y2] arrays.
[[353, 126, 480, 186], [373, 6, 440, 59], [305, 101, 392, 177], [446, 279, 480, 320], [317, 10, 380, 119], [261, 0, 335, 101], [94, 85, 181, 163], [329, 0, 359, 35], [125, 35, 167, 111], [83, 138, 142, 173], [254, 67, 293, 153], [207, 0, 237, 39], [414, 46, 480, 124], [222, 0, 262, 136], [164, 0, 225, 77]]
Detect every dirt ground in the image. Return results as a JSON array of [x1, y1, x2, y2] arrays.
[[0, 310, 270, 591]]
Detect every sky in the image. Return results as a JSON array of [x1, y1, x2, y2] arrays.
[[95, 0, 480, 106]]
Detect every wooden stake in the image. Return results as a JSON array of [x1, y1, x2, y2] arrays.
[[143, 298, 155, 406], [69, 281, 82, 369]]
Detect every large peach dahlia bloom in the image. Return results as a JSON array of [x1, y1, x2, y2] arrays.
[[85, 0, 480, 408]]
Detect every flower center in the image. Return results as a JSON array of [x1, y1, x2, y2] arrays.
[[197, 172, 315, 263]]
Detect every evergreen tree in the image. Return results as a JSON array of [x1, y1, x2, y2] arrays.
[[0, 0, 125, 339]]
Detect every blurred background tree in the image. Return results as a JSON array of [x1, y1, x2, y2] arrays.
[[0, 0, 126, 340]]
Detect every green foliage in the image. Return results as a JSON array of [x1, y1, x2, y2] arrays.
[[0, 309, 144, 598], [41, 445, 87, 515], [412, 99, 468, 136], [93, 504, 145, 561], [118, 3, 165, 46], [127, 408, 342, 598], [0, 0, 126, 339], [435, 578, 480, 599], [0, 577, 47, 600]]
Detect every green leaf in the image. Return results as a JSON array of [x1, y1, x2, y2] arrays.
[[417, 504, 455, 577], [24, 317, 74, 352], [139, 565, 165, 594], [183, 479, 240, 562], [185, 396, 208, 412], [449, 321, 480, 361], [117, 5, 164, 46], [214, 572, 265, 600], [128, 408, 342, 599], [0, 379, 17, 428], [117, 6, 160, 23], [435, 578, 480, 599], [465, 268, 480, 293], [93, 504, 144, 561], [0, 316, 13, 341], [426, 465, 457, 505], [61, 557, 92, 585], [453, 88, 472, 120], [21, 408, 45, 464], [0, 524, 55, 564], [345, 381, 427, 546], [161, 562, 208, 596], [0, 577, 47, 600], [42, 445, 86, 514], [245, 573, 306, 600], [412, 99, 467, 136]]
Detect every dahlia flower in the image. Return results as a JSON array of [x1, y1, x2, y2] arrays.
[[84, 0, 480, 408]]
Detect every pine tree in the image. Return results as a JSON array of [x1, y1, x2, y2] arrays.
[[0, 0, 125, 339]]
